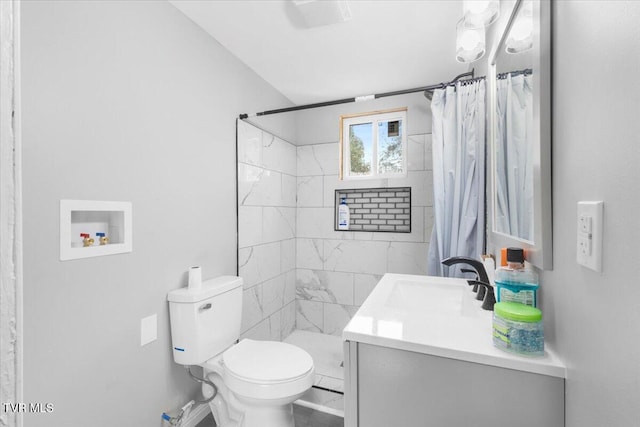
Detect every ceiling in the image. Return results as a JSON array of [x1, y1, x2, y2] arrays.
[[170, 0, 469, 105]]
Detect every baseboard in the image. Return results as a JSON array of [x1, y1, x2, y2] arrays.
[[180, 403, 211, 427]]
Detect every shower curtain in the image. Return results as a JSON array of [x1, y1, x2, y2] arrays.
[[494, 73, 534, 241], [427, 80, 486, 277]]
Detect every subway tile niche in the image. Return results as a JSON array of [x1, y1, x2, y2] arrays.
[[334, 187, 411, 232]]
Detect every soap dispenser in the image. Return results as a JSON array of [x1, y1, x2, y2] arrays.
[[494, 248, 539, 307], [338, 197, 350, 230]]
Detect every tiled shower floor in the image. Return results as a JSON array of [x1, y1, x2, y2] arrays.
[[284, 330, 345, 417]]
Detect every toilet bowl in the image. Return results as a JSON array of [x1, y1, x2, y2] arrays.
[[167, 276, 315, 427], [203, 339, 314, 427]]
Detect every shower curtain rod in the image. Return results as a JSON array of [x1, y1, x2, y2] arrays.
[[496, 68, 533, 79], [238, 69, 475, 119]]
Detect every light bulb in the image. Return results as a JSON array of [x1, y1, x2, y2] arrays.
[[463, 0, 500, 28], [456, 18, 486, 63], [460, 30, 481, 51], [506, 2, 534, 54]]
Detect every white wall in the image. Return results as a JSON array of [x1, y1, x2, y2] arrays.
[[21, 1, 293, 425], [541, 2, 640, 426]]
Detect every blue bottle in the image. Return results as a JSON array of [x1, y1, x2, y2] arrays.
[[495, 247, 539, 307]]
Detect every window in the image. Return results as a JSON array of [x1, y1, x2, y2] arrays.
[[340, 109, 407, 180]]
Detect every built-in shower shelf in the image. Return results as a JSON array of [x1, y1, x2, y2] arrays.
[[60, 200, 132, 261], [334, 187, 411, 232]]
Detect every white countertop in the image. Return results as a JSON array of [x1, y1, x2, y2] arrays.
[[343, 273, 566, 378]]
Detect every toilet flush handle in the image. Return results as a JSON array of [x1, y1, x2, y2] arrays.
[[199, 303, 212, 311]]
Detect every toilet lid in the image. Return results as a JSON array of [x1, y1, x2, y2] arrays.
[[223, 339, 314, 384]]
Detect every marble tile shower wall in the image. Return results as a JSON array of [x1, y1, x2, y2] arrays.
[[296, 134, 434, 335], [237, 120, 297, 341]]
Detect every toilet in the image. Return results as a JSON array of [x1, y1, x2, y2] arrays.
[[167, 276, 314, 427]]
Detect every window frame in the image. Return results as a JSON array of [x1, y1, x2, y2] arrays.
[[339, 108, 408, 180]]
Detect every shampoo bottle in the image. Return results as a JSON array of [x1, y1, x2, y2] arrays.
[[338, 197, 350, 230], [495, 247, 539, 307]]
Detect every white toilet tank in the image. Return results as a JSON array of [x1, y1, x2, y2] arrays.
[[167, 276, 243, 365]]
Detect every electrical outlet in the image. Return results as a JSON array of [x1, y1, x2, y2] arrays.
[[576, 201, 603, 272], [578, 234, 591, 256], [579, 215, 592, 234]]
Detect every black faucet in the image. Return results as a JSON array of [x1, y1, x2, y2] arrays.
[[467, 281, 496, 311], [441, 256, 495, 310], [460, 268, 479, 292], [441, 256, 490, 282]]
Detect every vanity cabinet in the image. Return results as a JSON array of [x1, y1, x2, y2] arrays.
[[343, 274, 566, 427], [344, 341, 564, 427]]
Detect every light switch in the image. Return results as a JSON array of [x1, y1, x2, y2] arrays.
[[576, 201, 604, 272], [141, 314, 157, 346]]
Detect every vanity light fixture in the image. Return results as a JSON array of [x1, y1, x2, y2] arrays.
[[456, 18, 486, 63], [505, 0, 533, 53], [462, 0, 500, 28], [292, 0, 352, 28], [456, 0, 499, 63]]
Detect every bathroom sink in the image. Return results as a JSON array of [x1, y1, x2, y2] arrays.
[[345, 274, 492, 351], [385, 279, 462, 312], [344, 273, 566, 380], [384, 276, 480, 318]]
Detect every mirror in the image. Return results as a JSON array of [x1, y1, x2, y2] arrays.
[[488, 0, 552, 269]]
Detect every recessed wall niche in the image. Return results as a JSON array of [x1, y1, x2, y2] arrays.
[[60, 200, 132, 260], [334, 187, 411, 232]]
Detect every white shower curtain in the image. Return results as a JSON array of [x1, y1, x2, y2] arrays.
[[494, 73, 534, 241], [427, 80, 486, 277]]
